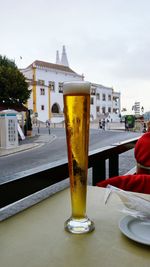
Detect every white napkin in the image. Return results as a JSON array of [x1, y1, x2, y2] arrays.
[[104, 185, 150, 221]]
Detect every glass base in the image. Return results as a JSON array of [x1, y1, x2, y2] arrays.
[[64, 216, 95, 234]]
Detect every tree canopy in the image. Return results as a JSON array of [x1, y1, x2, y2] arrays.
[[0, 55, 31, 106]]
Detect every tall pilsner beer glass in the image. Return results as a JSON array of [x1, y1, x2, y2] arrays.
[[63, 81, 95, 234]]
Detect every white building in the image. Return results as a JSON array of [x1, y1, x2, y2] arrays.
[[91, 83, 120, 121], [21, 46, 121, 123]]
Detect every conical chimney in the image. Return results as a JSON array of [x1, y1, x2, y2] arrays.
[[56, 50, 61, 64], [61, 45, 69, 67]]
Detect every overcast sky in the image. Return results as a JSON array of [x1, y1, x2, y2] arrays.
[[1, 0, 150, 113]]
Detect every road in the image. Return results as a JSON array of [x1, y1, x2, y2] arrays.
[[0, 128, 141, 183]]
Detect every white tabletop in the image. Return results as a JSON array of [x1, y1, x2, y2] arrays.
[[0, 186, 150, 267]]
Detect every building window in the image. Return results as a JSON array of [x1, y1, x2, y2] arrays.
[[113, 108, 118, 114], [91, 89, 96, 95], [96, 93, 100, 100], [38, 79, 45, 85], [90, 97, 94, 105], [108, 95, 111, 101], [108, 107, 111, 113], [102, 107, 106, 114], [102, 94, 106, 101], [49, 81, 55, 91], [58, 82, 63, 93], [41, 105, 45, 110], [40, 88, 45, 95], [113, 96, 118, 102], [96, 106, 100, 112]]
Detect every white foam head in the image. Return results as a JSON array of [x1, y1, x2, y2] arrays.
[[63, 81, 90, 95]]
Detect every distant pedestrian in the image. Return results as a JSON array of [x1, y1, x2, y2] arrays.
[[99, 119, 102, 129], [48, 119, 51, 127], [102, 119, 105, 130], [47, 119, 51, 134], [125, 117, 129, 131], [46, 119, 51, 128]]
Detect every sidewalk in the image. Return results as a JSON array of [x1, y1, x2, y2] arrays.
[[0, 134, 56, 157]]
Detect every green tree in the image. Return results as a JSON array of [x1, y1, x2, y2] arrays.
[[0, 55, 31, 105]]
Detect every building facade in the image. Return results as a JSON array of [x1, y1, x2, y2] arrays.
[[91, 83, 120, 121], [21, 46, 121, 123]]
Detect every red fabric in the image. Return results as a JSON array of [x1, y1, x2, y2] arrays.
[[134, 132, 150, 167], [96, 174, 150, 194]]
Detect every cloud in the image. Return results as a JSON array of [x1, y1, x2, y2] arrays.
[[1, 0, 150, 112]]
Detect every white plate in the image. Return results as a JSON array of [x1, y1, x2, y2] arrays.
[[119, 215, 150, 245]]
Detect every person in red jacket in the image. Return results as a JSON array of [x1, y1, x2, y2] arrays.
[[134, 131, 150, 174], [97, 132, 150, 194]]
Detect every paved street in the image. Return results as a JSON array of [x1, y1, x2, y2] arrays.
[[0, 127, 141, 183]]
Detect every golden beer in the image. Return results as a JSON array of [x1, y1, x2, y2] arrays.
[[63, 81, 95, 234]]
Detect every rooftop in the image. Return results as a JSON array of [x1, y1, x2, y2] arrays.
[[27, 60, 79, 75]]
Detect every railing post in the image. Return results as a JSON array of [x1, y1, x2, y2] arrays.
[[109, 155, 119, 178], [92, 159, 106, 186]]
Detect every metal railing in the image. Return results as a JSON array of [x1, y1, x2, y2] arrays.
[[0, 137, 138, 209]]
